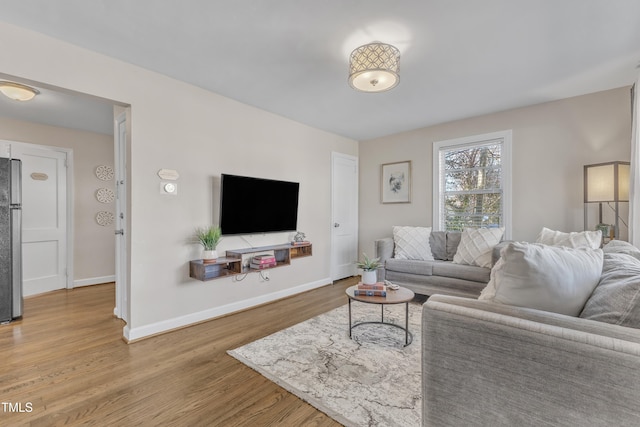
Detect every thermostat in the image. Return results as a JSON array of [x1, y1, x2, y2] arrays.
[[160, 181, 178, 195]]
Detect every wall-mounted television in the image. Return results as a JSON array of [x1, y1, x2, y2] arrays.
[[219, 174, 299, 235]]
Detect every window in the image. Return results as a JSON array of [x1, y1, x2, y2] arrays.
[[433, 130, 512, 238]]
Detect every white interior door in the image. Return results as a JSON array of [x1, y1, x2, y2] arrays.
[[11, 143, 68, 297], [331, 152, 358, 281], [114, 112, 129, 322]]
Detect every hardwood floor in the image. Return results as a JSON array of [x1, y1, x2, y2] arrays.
[[0, 278, 359, 426]]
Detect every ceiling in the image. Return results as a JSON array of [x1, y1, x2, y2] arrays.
[[0, 0, 639, 140], [0, 78, 116, 135]]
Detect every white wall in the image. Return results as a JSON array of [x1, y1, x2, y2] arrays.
[[0, 116, 115, 285], [359, 87, 632, 256], [0, 22, 358, 339]]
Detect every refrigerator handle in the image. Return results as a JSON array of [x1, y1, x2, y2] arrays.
[[10, 159, 21, 206], [11, 207, 22, 318]]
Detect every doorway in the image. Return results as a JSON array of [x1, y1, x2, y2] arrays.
[[114, 111, 129, 323], [1, 141, 71, 297], [331, 152, 358, 281], [0, 74, 128, 335]]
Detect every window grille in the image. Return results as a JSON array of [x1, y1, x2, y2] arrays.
[[433, 131, 512, 237]]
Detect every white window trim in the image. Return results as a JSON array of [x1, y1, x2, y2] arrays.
[[432, 130, 512, 239]]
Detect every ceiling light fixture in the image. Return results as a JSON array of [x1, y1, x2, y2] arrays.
[[0, 81, 40, 101], [348, 41, 400, 93]]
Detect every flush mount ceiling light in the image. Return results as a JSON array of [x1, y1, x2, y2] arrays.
[[348, 41, 400, 92], [0, 81, 40, 101]]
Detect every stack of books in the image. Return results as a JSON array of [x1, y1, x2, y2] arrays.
[[251, 254, 277, 270], [353, 282, 387, 297]]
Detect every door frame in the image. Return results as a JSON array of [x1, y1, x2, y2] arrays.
[[4, 140, 74, 290], [114, 111, 129, 322], [330, 152, 358, 281]]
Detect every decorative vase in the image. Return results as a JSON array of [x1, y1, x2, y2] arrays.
[[362, 269, 377, 285], [202, 249, 218, 263]]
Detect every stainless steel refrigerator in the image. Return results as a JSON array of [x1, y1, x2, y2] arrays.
[[0, 158, 21, 323]]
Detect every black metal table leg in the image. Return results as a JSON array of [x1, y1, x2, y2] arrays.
[[348, 297, 352, 338], [405, 302, 409, 346]]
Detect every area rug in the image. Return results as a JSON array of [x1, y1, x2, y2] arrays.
[[228, 301, 422, 426]]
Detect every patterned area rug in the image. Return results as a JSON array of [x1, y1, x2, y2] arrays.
[[228, 301, 423, 426]]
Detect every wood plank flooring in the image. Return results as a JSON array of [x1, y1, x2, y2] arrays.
[[0, 278, 359, 426]]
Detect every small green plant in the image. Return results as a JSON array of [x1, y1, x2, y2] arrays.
[[195, 226, 222, 250], [356, 253, 381, 271]]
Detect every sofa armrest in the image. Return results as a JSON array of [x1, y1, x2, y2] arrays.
[[422, 295, 640, 426], [375, 237, 394, 261], [374, 237, 394, 282]]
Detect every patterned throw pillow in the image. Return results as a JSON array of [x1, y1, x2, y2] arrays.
[[452, 228, 504, 268], [535, 227, 601, 249], [392, 226, 434, 260]]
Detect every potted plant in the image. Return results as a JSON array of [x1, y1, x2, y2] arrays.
[[356, 253, 381, 285], [195, 226, 222, 263]]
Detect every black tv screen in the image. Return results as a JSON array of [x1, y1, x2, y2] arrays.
[[219, 174, 300, 235]]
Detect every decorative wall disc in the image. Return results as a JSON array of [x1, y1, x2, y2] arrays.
[[96, 188, 115, 203], [95, 211, 114, 226], [95, 165, 114, 181]]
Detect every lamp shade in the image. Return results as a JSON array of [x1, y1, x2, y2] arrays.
[[0, 81, 39, 101], [348, 42, 400, 92], [584, 161, 630, 203]]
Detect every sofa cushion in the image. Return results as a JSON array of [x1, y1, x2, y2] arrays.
[[479, 242, 603, 316], [429, 231, 447, 260], [446, 232, 462, 261], [385, 258, 489, 283], [536, 227, 602, 249], [385, 258, 433, 276], [580, 251, 640, 328], [392, 226, 434, 260], [431, 261, 490, 283], [453, 227, 504, 268], [429, 231, 462, 261]]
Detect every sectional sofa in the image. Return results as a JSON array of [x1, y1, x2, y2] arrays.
[[421, 240, 640, 426]]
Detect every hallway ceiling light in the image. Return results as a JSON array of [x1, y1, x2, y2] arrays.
[[348, 41, 400, 92], [0, 81, 40, 101]]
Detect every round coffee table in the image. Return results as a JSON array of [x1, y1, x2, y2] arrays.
[[345, 284, 415, 346]]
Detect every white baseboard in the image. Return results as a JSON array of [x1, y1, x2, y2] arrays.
[[73, 275, 116, 288], [123, 277, 332, 342]]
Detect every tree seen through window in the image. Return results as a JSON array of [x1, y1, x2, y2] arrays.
[[442, 143, 502, 231]]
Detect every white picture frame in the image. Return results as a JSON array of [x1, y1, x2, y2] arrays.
[[381, 160, 411, 203]]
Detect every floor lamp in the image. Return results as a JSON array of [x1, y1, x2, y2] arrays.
[[584, 161, 630, 240]]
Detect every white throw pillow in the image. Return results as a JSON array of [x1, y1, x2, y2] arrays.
[[535, 227, 602, 250], [392, 226, 434, 260], [479, 242, 603, 316], [452, 228, 504, 268]]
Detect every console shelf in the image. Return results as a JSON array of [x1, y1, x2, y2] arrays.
[[189, 242, 312, 281]]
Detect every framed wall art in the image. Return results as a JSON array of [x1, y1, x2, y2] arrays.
[[381, 160, 411, 203]]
